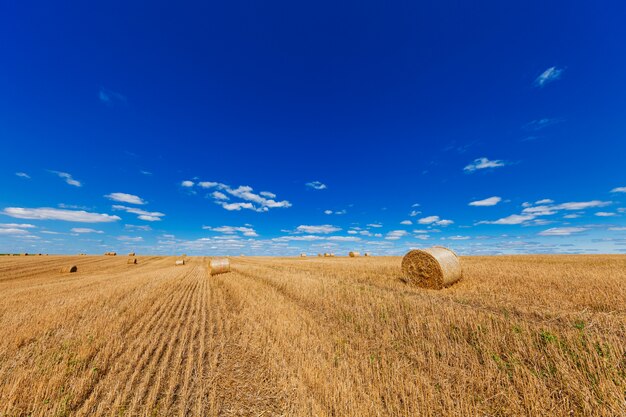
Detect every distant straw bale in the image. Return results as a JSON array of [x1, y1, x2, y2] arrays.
[[300, 253, 307, 257], [349, 251, 360, 257], [127, 258, 137, 264], [128, 252, 135, 256], [209, 258, 230, 276], [175, 259, 185, 266], [60, 265, 77, 273], [364, 252, 371, 257], [401, 246, 462, 289]]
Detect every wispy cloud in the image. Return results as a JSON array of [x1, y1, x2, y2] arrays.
[[324, 209, 347, 215], [112, 205, 165, 221], [611, 187, 626, 193], [448, 235, 470, 240], [400, 220, 413, 225], [463, 157, 506, 173], [595, 212, 616, 217], [15, 172, 30, 179], [478, 200, 612, 226], [469, 196, 502, 207], [2, 207, 120, 223], [203, 225, 258, 237], [0, 228, 30, 235], [0, 223, 36, 229], [478, 214, 536, 225], [305, 181, 327, 190], [181, 180, 195, 187], [534, 66, 564, 88], [367, 223, 383, 228], [385, 230, 408, 240], [71, 228, 104, 234], [105, 193, 147, 205], [295, 225, 341, 234], [51, 171, 82, 187], [523, 118, 563, 131], [538, 227, 587, 236], [99, 87, 127, 105], [117, 235, 143, 242], [125, 224, 152, 231]]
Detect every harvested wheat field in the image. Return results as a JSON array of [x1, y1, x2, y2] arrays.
[[0, 255, 625, 416]]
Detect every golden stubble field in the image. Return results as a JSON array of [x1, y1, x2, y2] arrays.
[[0, 255, 624, 416]]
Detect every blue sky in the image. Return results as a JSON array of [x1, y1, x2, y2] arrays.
[[1, 1, 625, 255]]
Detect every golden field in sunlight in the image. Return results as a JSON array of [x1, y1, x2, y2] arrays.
[[0, 255, 624, 416]]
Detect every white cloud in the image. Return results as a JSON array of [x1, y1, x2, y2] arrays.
[[221, 202, 255, 211], [204, 225, 258, 237], [295, 225, 341, 234], [117, 235, 143, 242], [305, 181, 327, 190], [71, 228, 104, 234], [385, 230, 408, 240], [478, 214, 536, 225], [595, 212, 616, 217], [608, 227, 626, 231], [212, 191, 229, 200], [418, 216, 440, 224], [611, 187, 626, 193], [563, 214, 581, 219], [418, 216, 453, 226], [181, 180, 195, 187], [0, 228, 29, 235], [327, 236, 361, 242], [412, 203, 420, 207], [413, 230, 429, 234], [324, 210, 333, 215], [535, 199, 554, 204], [3, 207, 120, 223], [51, 171, 82, 187], [469, 196, 502, 207], [125, 224, 152, 231], [112, 205, 165, 222], [538, 227, 587, 236], [463, 157, 505, 173], [367, 223, 383, 228], [534, 66, 564, 87], [400, 220, 412, 225], [259, 191, 276, 198], [105, 192, 146, 205], [449, 235, 470, 240], [556, 201, 611, 210], [0, 223, 36, 229], [15, 172, 30, 179], [409, 210, 421, 217], [198, 181, 219, 188]]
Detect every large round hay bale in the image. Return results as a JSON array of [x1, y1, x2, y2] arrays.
[[364, 252, 371, 257], [323, 253, 330, 257], [300, 253, 307, 257], [349, 251, 360, 257], [175, 259, 185, 266], [61, 265, 77, 273], [317, 253, 322, 257], [127, 258, 137, 264], [128, 252, 135, 256], [401, 247, 462, 289], [209, 258, 230, 276]]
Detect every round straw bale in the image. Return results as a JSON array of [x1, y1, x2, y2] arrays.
[[209, 258, 230, 276], [128, 252, 135, 256], [318, 253, 322, 257], [364, 252, 371, 257], [175, 259, 185, 266], [61, 265, 77, 273], [349, 251, 360, 257], [127, 258, 137, 264], [300, 253, 307, 257], [323, 253, 330, 257], [401, 246, 462, 289]]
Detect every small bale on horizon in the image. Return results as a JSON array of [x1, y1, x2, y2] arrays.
[[175, 259, 185, 266], [127, 258, 137, 264], [349, 251, 360, 257], [401, 246, 462, 289], [60, 265, 77, 273], [300, 253, 307, 257], [128, 252, 135, 256]]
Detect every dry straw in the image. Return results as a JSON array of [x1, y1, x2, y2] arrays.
[[127, 258, 137, 264], [349, 251, 360, 257], [175, 259, 185, 266], [364, 252, 371, 257], [128, 252, 135, 256], [401, 246, 462, 289], [60, 265, 77, 273], [324, 253, 331, 257], [104, 252, 117, 256], [209, 258, 230, 275], [300, 253, 307, 257]]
